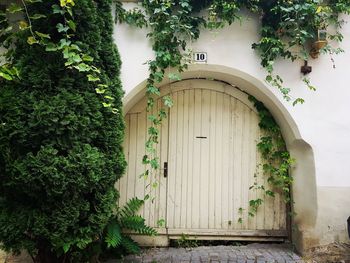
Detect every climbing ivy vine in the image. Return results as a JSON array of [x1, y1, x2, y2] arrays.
[[115, 0, 350, 221], [241, 96, 296, 222]]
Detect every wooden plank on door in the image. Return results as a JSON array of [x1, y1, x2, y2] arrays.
[[158, 99, 169, 229], [135, 110, 146, 219], [208, 90, 217, 229], [167, 92, 177, 229], [119, 114, 130, 206], [192, 89, 202, 229], [186, 89, 195, 229], [200, 89, 211, 229], [214, 92, 223, 229], [180, 90, 189, 229], [175, 91, 184, 229]]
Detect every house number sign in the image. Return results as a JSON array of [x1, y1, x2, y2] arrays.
[[193, 52, 207, 63]]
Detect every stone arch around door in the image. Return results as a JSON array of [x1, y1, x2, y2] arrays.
[[120, 65, 317, 251]]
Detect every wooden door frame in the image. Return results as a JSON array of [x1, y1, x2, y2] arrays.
[[122, 66, 317, 250]]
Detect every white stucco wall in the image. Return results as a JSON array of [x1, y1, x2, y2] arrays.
[[114, 2, 350, 251], [115, 3, 350, 188]]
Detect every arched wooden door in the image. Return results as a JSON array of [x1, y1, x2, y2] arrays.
[[118, 79, 287, 242]]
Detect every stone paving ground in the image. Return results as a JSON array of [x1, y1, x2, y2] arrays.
[[2, 243, 349, 262], [109, 243, 305, 263]]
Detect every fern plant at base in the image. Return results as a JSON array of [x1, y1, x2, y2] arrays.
[[0, 0, 126, 262], [104, 197, 157, 256]]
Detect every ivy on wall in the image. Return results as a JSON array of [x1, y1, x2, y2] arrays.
[[115, 0, 350, 222], [242, 96, 295, 221], [117, 0, 350, 104]]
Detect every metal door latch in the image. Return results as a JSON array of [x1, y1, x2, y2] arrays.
[[164, 162, 168, 178]]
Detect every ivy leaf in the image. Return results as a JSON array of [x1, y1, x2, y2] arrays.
[[6, 3, 23, 14], [52, 4, 65, 15], [87, 74, 100, 82], [142, 155, 149, 165], [66, 7, 73, 17], [292, 98, 305, 106], [18, 21, 29, 30], [148, 127, 158, 136], [72, 54, 82, 63], [73, 63, 91, 72], [102, 102, 112, 108], [62, 243, 70, 253], [163, 96, 173, 108], [82, 54, 94, 62], [265, 190, 275, 197], [57, 23, 69, 33], [265, 75, 273, 82], [140, 170, 149, 179], [67, 20, 76, 32], [2, 26, 13, 34], [153, 71, 164, 82], [0, 72, 12, 81], [150, 158, 159, 169], [70, 44, 81, 51], [104, 95, 114, 101], [60, 0, 67, 7], [27, 36, 39, 45], [58, 39, 71, 49], [35, 31, 51, 39], [95, 88, 106, 94], [146, 85, 160, 95], [147, 115, 157, 123], [45, 43, 58, 52], [30, 14, 46, 20], [157, 219, 166, 227], [168, 73, 181, 81]]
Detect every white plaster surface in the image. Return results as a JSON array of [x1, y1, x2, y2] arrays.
[[114, 4, 350, 188]]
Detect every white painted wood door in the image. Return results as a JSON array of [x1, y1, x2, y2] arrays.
[[120, 79, 287, 239], [118, 97, 169, 234]]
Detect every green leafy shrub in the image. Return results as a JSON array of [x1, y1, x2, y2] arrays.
[[0, 0, 126, 261], [68, 197, 157, 262]]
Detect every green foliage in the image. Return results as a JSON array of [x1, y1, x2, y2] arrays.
[[104, 198, 157, 255], [113, 1, 350, 214], [59, 198, 156, 262], [116, 0, 350, 104], [113, 0, 350, 225], [176, 234, 199, 248], [247, 96, 296, 217], [0, 0, 126, 261]]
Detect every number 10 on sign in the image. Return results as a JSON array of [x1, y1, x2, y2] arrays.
[[193, 52, 207, 63]]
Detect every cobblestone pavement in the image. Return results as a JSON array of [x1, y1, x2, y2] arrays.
[[111, 243, 304, 263]]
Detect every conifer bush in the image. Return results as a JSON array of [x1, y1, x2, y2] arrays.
[[0, 0, 126, 261]]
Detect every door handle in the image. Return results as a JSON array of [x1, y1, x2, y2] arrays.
[[164, 162, 168, 178]]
